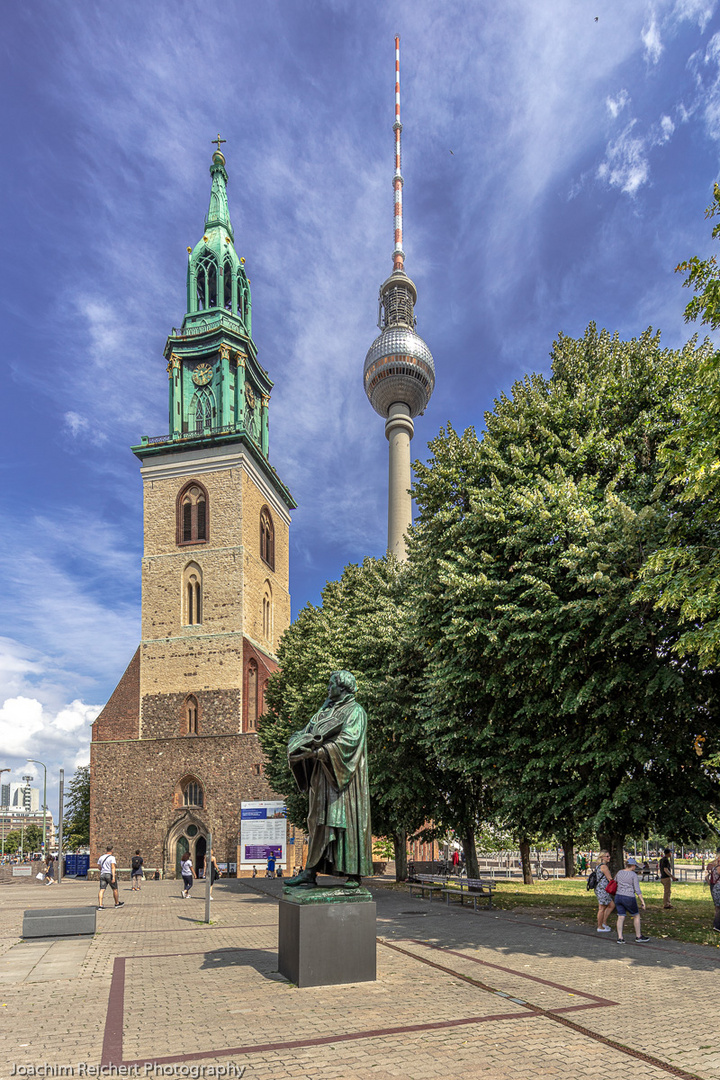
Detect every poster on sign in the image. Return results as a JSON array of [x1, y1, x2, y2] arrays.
[[240, 800, 287, 865]]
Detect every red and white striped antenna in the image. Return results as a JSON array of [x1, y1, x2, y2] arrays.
[[393, 34, 405, 272]]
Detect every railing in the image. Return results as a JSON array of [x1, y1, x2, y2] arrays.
[[139, 424, 256, 447], [170, 311, 243, 338]]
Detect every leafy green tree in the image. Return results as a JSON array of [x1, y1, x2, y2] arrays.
[[3, 830, 20, 854], [258, 557, 438, 879], [2, 824, 43, 854], [409, 325, 720, 873], [636, 184, 720, 667], [63, 765, 90, 850]]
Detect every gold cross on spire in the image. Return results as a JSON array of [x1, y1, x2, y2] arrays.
[[212, 134, 227, 153]]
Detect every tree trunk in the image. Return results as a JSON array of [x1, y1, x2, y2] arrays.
[[562, 837, 575, 877], [461, 827, 479, 879], [519, 838, 533, 885], [597, 831, 625, 876], [392, 829, 408, 882]]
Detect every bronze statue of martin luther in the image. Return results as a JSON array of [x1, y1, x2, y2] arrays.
[[284, 671, 373, 889]]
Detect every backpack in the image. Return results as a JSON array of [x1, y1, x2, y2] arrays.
[[586, 869, 598, 891], [131, 855, 142, 871]]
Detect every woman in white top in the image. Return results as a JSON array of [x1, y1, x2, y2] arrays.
[[614, 856, 649, 944], [180, 854, 195, 898]]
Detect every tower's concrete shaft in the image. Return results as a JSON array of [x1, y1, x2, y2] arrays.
[[385, 403, 414, 559]]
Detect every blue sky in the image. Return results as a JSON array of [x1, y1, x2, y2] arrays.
[[2, 0, 720, 814]]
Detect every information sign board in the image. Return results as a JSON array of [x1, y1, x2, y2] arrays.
[[240, 800, 286, 865]]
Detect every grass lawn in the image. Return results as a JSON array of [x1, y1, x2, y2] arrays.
[[484, 877, 720, 947]]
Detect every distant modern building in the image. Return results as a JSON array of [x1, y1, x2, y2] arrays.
[[90, 144, 295, 877], [1, 783, 40, 813], [364, 37, 435, 561]]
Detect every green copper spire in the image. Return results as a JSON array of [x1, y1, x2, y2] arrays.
[[205, 147, 234, 239], [184, 145, 250, 332], [133, 144, 296, 514]]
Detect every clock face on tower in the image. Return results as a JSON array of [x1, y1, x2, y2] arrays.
[[192, 363, 213, 386], [245, 383, 256, 409]]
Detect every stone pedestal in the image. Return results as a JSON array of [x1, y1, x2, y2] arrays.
[[23, 907, 97, 938], [278, 886, 376, 988]]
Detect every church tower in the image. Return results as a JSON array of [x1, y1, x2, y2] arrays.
[[90, 144, 295, 876], [364, 38, 435, 560]]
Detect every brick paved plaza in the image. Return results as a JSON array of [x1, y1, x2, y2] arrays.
[[0, 876, 718, 1080]]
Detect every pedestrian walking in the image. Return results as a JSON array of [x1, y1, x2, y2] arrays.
[[659, 847, 676, 908], [180, 853, 195, 898], [593, 851, 615, 932], [131, 850, 144, 891], [44, 853, 56, 886], [97, 845, 124, 909], [266, 853, 276, 878], [614, 857, 649, 943], [704, 847, 720, 933], [209, 848, 221, 899]]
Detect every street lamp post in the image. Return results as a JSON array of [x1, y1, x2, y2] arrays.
[[58, 768, 64, 885], [0, 768, 9, 857], [27, 760, 48, 855], [21, 775, 33, 858]]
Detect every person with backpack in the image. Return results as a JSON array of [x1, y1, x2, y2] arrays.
[[659, 847, 676, 909], [704, 847, 720, 932], [130, 850, 144, 891], [589, 850, 615, 932]]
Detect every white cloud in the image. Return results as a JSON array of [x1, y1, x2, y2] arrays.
[[673, 0, 717, 30], [643, 13, 664, 63], [0, 697, 45, 756], [607, 90, 630, 118], [597, 120, 650, 195], [659, 114, 676, 140]]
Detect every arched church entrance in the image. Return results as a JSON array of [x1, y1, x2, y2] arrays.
[[166, 813, 208, 877]]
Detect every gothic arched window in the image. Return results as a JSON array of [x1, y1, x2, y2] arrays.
[[191, 387, 215, 434], [236, 272, 245, 322], [247, 659, 258, 732], [262, 582, 273, 643], [196, 251, 218, 311], [260, 508, 275, 570], [177, 482, 208, 545], [182, 562, 203, 626], [182, 778, 204, 808], [223, 258, 233, 311], [184, 694, 199, 735]]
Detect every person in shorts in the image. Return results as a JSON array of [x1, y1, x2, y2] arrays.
[[180, 853, 195, 898], [97, 846, 124, 909], [131, 850, 144, 891], [614, 856, 648, 943]]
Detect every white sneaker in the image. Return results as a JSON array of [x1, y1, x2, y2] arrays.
[[597, 926, 611, 932]]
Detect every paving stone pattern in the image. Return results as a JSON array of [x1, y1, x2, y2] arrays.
[[0, 876, 717, 1079]]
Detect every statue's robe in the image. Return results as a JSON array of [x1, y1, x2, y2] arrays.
[[287, 694, 373, 877]]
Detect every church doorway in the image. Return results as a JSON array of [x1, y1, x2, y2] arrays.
[[195, 834, 207, 878], [169, 818, 208, 877]]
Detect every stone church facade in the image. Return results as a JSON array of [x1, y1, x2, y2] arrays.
[[90, 147, 296, 877]]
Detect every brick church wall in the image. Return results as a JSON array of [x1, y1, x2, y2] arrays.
[[90, 731, 276, 874], [140, 687, 242, 739]]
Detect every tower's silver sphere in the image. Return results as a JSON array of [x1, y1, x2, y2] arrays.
[[363, 326, 435, 419]]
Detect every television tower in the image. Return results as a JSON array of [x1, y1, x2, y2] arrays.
[[363, 36, 435, 561]]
